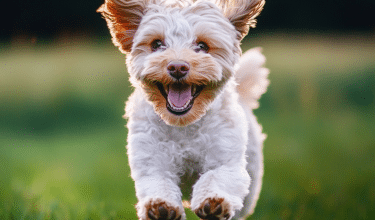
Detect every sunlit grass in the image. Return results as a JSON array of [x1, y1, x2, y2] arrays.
[[1, 32, 375, 219]]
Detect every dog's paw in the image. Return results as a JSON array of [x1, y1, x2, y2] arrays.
[[194, 197, 231, 220], [145, 199, 182, 220]]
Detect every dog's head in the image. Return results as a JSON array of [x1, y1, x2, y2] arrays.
[[98, 0, 265, 126]]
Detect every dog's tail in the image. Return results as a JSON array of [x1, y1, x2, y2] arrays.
[[235, 47, 269, 109]]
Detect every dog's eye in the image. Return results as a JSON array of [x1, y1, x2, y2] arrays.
[[195, 41, 209, 53], [151, 39, 164, 52]]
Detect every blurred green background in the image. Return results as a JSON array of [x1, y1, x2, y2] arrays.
[[1, 0, 375, 219]]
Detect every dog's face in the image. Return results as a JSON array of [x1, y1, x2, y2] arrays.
[[98, 0, 265, 126], [127, 1, 240, 126]]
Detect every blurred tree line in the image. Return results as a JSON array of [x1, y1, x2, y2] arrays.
[[1, 0, 374, 41]]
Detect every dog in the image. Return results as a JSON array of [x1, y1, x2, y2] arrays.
[[97, 0, 269, 219]]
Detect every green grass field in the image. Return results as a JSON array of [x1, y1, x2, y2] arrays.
[[1, 32, 375, 219]]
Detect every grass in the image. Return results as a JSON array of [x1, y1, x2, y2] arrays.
[[1, 32, 375, 219]]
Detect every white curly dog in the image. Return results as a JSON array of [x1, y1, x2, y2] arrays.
[[98, 0, 269, 219]]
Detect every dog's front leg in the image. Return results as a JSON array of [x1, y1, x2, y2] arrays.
[[127, 131, 184, 220], [134, 177, 184, 220], [191, 160, 250, 220]]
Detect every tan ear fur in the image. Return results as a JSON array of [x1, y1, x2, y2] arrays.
[[213, 0, 265, 40], [97, 0, 153, 53]]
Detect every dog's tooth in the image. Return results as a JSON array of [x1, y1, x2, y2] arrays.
[[165, 84, 169, 93], [192, 85, 196, 95], [184, 97, 192, 109]]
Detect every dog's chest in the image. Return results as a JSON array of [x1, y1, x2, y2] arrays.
[[157, 121, 208, 170], [167, 123, 206, 153]]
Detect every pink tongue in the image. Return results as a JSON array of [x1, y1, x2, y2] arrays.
[[168, 84, 192, 108]]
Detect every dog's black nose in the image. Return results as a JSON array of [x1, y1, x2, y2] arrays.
[[167, 61, 190, 80]]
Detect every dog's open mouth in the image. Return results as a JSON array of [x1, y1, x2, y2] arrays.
[[156, 82, 204, 115]]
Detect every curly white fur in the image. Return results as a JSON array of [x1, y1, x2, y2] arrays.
[[98, 1, 268, 219]]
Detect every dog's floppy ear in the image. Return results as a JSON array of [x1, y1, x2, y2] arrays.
[[213, 0, 265, 40], [97, 0, 152, 53]]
